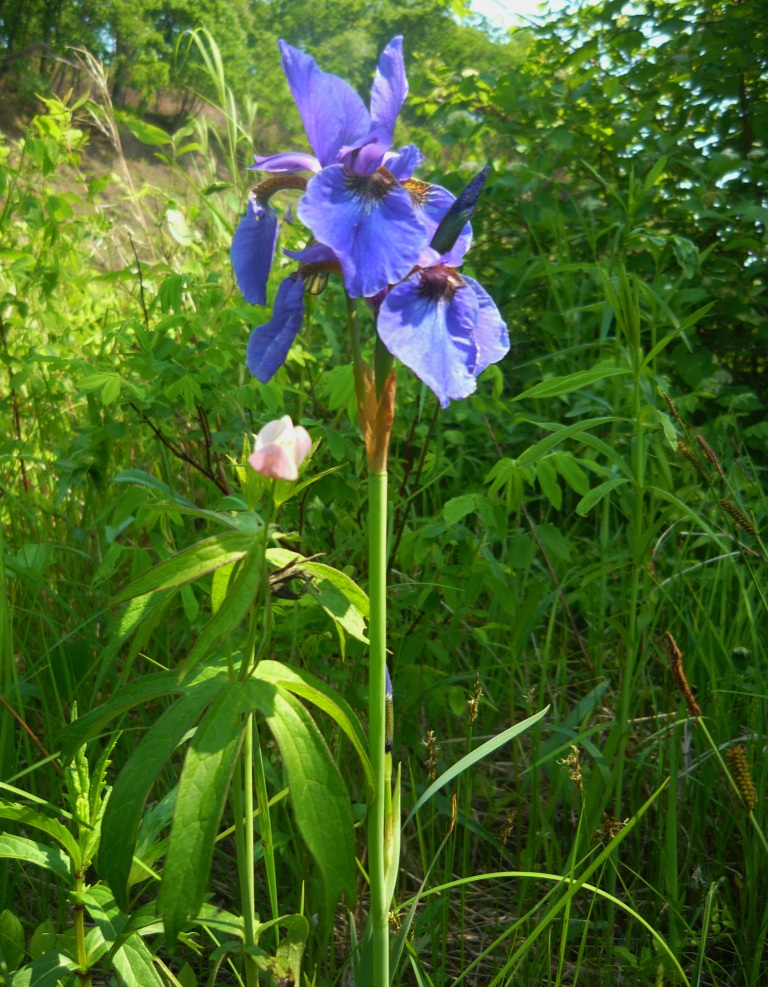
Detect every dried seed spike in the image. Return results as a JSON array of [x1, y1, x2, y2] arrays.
[[661, 389, 682, 428], [677, 441, 712, 482], [662, 631, 702, 718], [719, 499, 758, 540], [695, 434, 725, 479], [725, 746, 758, 814]]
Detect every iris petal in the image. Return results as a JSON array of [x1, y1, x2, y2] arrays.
[[252, 151, 321, 173], [298, 165, 427, 298], [411, 183, 472, 269], [246, 275, 305, 382], [377, 271, 479, 408], [463, 277, 510, 375], [385, 144, 424, 182], [278, 40, 370, 166], [369, 36, 408, 145], [231, 198, 279, 307]]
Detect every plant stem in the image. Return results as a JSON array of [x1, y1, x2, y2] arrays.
[[254, 720, 280, 948], [368, 468, 390, 987], [72, 874, 92, 986]]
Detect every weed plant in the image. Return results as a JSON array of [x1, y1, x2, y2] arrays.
[[1, 11, 767, 987]]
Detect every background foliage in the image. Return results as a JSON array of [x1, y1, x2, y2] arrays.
[[1, 0, 767, 984]]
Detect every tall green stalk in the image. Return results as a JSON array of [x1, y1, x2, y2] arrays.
[[347, 294, 393, 987], [368, 468, 390, 987]]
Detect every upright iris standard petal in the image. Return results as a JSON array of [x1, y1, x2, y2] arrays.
[[369, 36, 408, 145], [231, 197, 279, 307], [278, 40, 370, 167], [246, 275, 305, 383], [299, 165, 428, 298], [377, 267, 480, 408]]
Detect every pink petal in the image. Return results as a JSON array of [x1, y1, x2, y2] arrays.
[[249, 444, 299, 481]]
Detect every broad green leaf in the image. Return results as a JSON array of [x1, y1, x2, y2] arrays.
[[252, 661, 374, 799], [552, 453, 590, 496], [0, 908, 24, 973], [535, 458, 562, 510], [642, 155, 667, 195], [83, 885, 165, 987], [404, 707, 549, 828], [58, 669, 181, 759], [248, 684, 357, 926], [158, 682, 249, 942], [178, 547, 264, 680], [93, 589, 174, 694], [0, 805, 80, 871], [113, 532, 257, 603], [267, 550, 369, 617], [576, 478, 630, 517], [266, 549, 369, 645], [512, 367, 629, 402], [101, 675, 225, 912], [0, 834, 71, 880], [275, 915, 309, 985], [9, 951, 79, 986], [124, 117, 170, 146], [442, 494, 477, 526]]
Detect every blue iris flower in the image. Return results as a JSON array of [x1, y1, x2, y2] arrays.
[[376, 169, 509, 408], [231, 36, 430, 302]]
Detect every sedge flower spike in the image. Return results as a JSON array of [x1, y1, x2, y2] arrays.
[[249, 416, 312, 482]]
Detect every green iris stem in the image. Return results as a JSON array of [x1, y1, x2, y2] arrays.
[[368, 467, 390, 987], [345, 292, 392, 987]]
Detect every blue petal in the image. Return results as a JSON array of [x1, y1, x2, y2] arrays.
[[463, 277, 509, 375], [283, 243, 338, 264], [246, 275, 305, 382], [231, 198, 279, 307], [278, 40, 370, 166], [251, 151, 320, 173], [298, 165, 428, 298], [385, 144, 424, 181], [412, 183, 472, 269], [369, 36, 407, 146], [377, 269, 479, 408]]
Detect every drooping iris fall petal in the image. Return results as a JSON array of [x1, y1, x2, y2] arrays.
[[230, 197, 279, 307], [246, 275, 305, 383], [376, 265, 509, 408], [299, 166, 428, 298]]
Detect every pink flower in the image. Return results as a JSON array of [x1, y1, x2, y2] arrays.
[[248, 416, 312, 481]]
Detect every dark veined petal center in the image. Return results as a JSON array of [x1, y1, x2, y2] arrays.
[[417, 265, 466, 303], [344, 166, 400, 204]]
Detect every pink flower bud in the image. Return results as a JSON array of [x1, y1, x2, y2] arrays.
[[248, 415, 312, 481]]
